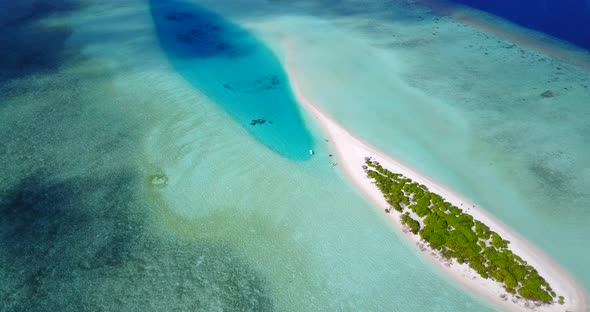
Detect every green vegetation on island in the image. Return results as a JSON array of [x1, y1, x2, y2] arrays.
[[365, 159, 558, 304]]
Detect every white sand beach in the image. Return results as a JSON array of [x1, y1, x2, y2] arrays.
[[284, 41, 590, 311]]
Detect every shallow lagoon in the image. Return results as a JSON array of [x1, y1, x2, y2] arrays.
[[0, 0, 494, 311], [150, 0, 314, 160]]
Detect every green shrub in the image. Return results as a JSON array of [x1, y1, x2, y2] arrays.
[[365, 162, 557, 303], [391, 201, 403, 212], [504, 272, 518, 289], [401, 214, 421, 234]]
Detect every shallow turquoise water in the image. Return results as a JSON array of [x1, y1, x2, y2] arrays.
[[201, 0, 590, 295], [0, 0, 497, 311], [7, 0, 589, 310]]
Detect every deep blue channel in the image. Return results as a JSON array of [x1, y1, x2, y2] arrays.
[[451, 0, 590, 51], [149, 0, 314, 160]]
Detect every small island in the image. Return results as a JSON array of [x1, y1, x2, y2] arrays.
[[365, 158, 561, 305], [287, 52, 586, 311]]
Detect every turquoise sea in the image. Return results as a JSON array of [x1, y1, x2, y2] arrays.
[[0, 0, 588, 311]]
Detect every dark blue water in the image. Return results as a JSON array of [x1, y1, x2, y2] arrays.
[[149, 0, 314, 160], [451, 0, 590, 50]]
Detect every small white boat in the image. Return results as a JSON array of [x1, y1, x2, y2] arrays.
[[309, 149, 314, 155]]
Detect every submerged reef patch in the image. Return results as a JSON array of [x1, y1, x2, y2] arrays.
[[223, 75, 282, 94], [151, 2, 245, 59], [148, 174, 169, 188], [165, 12, 194, 22], [250, 118, 273, 126]]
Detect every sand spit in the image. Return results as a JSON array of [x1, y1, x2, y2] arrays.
[[283, 41, 589, 311]]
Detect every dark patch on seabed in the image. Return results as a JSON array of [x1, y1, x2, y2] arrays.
[[224, 75, 282, 94], [151, 0, 245, 59], [528, 161, 573, 198], [0, 0, 82, 85], [0, 173, 141, 308], [0, 173, 274, 311]]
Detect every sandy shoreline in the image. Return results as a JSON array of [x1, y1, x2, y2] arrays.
[[283, 42, 589, 311]]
